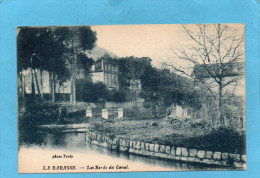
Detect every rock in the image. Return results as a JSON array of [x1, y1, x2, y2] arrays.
[[213, 152, 221, 160], [234, 162, 243, 168], [154, 144, 160, 152], [221, 153, 229, 160], [135, 142, 141, 150], [165, 146, 171, 154], [241, 155, 246, 162], [145, 143, 149, 151], [176, 147, 182, 156], [181, 148, 188, 157], [170, 147, 175, 155], [160, 145, 166, 153], [130, 141, 135, 148], [149, 144, 155, 152], [189, 149, 197, 157], [113, 138, 118, 145], [229, 154, 240, 162], [197, 150, 205, 159], [126, 140, 130, 147], [205, 151, 213, 159], [141, 142, 145, 150]]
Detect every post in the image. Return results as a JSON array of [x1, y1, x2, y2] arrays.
[[118, 108, 123, 119], [102, 109, 108, 119], [86, 109, 92, 118]]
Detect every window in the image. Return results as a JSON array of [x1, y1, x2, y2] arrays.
[[108, 74, 111, 85]]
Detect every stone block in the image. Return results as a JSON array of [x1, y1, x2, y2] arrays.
[[176, 147, 182, 156], [130, 141, 135, 148], [135, 141, 141, 150], [149, 151, 155, 156], [134, 149, 141, 154], [103, 142, 109, 148], [113, 138, 119, 145], [111, 144, 117, 150], [167, 154, 176, 160], [241, 155, 246, 163], [189, 149, 197, 157], [234, 162, 243, 168], [129, 148, 135, 153], [141, 142, 145, 150], [160, 145, 166, 153], [197, 150, 205, 159], [200, 159, 214, 165], [181, 148, 188, 157], [181, 157, 188, 161], [213, 152, 221, 160], [92, 140, 99, 145], [221, 153, 229, 160], [154, 152, 160, 157], [170, 147, 175, 155], [142, 150, 150, 156], [205, 151, 213, 159], [229, 154, 240, 162], [187, 157, 200, 163], [145, 143, 149, 151], [125, 140, 130, 147], [154, 144, 160, 152], [165, 146, 171, 154], [119, 146, 128, 151], [119, 139, 123, 146], [149, 144, 155, 152]]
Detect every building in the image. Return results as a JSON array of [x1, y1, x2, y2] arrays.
[[192, 61, 245, 96], [90, 55, 119, 90], [192, 61, 246, 127], [17, 68, 72, 100]]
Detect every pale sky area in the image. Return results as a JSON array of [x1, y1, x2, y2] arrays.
[[91, 24, 245, 69], [91, 24, 184, 68]]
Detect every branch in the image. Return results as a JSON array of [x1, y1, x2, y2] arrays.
[[164, 62, 217, 100]]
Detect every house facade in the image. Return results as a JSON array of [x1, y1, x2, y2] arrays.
[[90, 56, 119, 90]]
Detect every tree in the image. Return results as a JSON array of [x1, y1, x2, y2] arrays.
[[118, 56, 152, 107], [55, 26, 97, 104], [17, 27, 70, 101], [166, 24, 245, 125]]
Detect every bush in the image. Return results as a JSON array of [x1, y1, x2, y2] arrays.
[[179, 127, 246, 154], [76, 79, 127, 103]]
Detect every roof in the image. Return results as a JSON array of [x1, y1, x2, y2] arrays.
[[193, 62, 245, 79]]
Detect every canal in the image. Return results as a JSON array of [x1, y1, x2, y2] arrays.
[[18, 127, 226, 173]]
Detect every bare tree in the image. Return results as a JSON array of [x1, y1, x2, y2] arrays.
[[166, 24, 245, 125]]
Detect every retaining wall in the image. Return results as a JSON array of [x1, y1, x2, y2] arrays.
[[86, 132, 246, 169]]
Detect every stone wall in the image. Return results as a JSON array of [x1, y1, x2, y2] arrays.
[[86, 132, 246, 169]]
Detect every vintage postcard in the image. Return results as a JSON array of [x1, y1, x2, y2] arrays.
[[17, 24, 246, 173]]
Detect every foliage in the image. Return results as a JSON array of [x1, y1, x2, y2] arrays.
[[118, 56, 152, 89], [76, 79, 127, 103], [17, 27, 70, 80]]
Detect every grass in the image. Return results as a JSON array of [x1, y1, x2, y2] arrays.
[[87, 117, 246, 154]]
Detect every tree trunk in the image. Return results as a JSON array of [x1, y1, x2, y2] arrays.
[[33, 68, 41, 97], [51, 72, 55, 103], [218, 83, 224, 125], [31, 68, 35, 97], [70, 53, 77, 105], [40, 69, 44, 99]]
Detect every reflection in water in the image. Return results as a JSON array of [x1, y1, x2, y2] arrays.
[[19, 129, 223, 171]]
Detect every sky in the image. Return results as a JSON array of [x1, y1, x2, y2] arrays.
[[91, 24, 245, 69], [91, 24, 184, 67]]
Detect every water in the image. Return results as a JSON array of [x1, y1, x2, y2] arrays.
[[18, 128, 225, 173]]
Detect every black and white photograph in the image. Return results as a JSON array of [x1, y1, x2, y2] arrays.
[[17, 24, 246, 173]]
